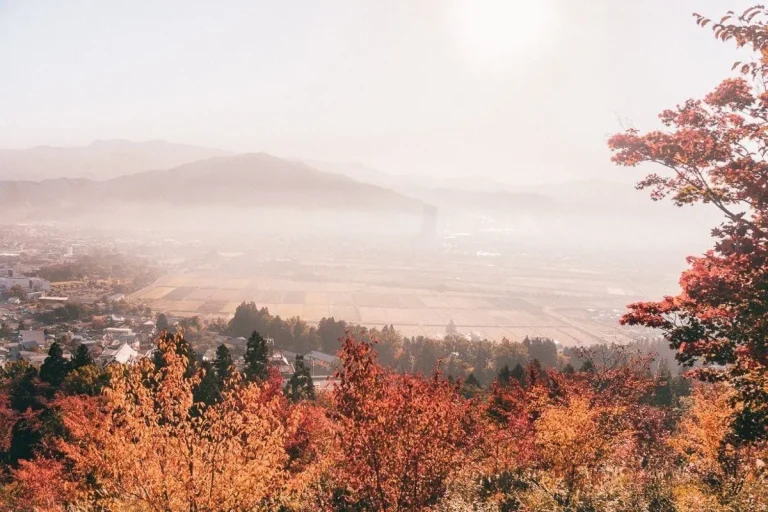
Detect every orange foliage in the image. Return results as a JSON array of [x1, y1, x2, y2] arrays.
[[11, 335, 328, 511], [328, 335, 477, 511]]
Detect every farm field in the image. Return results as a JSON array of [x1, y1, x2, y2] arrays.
[[131, 257, 661, 345]]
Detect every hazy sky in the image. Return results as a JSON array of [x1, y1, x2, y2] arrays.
[[0, 0, 756, 183]]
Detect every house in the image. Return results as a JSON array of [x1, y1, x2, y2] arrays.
[[270, 352, 295, 376], [19, 330, 46, 351], [100, 342, 138, 365], [103, 327, 136, 346], [304, 351, 341, 376]]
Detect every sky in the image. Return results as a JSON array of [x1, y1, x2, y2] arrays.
[[0, 0, 758, 184]]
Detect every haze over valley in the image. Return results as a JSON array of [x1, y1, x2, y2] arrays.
[[0, 139, 718, 345]]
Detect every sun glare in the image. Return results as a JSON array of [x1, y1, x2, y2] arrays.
[[450, 0, 552, 61]]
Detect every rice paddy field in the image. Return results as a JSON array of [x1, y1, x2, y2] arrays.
[[131, 254, 668, 345]]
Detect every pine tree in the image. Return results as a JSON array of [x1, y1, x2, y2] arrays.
[[213, 344, 233, 387], [579, 359, 596, 374], [285, 355, 315, 402], [39, 342, 71, 387], [562, 363, 576, 375], [71, 344, 93, 370], [652, 358, 674, 407], [445, 319, 457, 336], [497, 364, 513, 387], [461, 372, 482, 399], [510, 363, 525, 386], [244, 331, 270, 382], [193, 361, 221, 406]]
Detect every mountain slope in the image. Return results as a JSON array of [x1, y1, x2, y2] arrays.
[[0, 140, 229, 181], [0, 153, 424, 221]]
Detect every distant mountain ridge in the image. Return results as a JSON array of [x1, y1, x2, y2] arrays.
[[0, 152, 424, 222], [0, 139, 229, 181]]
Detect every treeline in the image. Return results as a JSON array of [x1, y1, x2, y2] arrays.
[[0, 330, 310, 472], [0, 332, 763, 511], [226, 301, 685, 386], [35, 251, 158, 292]]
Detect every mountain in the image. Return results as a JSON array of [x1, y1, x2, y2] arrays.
[[0, 140, 229, 181], [0, 153, 424, 223]]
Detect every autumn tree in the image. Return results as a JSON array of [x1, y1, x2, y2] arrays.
[[669, 384, 768, 510], [330, 334, 477, 510], [609, 4, 768, 442], [10, 333, 318, 511]]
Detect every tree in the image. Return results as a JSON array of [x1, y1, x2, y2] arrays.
[[317, 316, 347, 354], [153, 331, 197, 378], [13, 334, 316, 511], [61, 365, 107, 396], [244, 330, 270, 382], [70, 344, 93, 370], [579, 359, 595, 374], [445, 319, 457, 336], [668, 384, 768, 509], [510, 362, 525, 386], [497, 365, 513, 387], [213, 344, 233, 387], [155, 313, 169, 332], [608, 4, 768, 441], [193, 361, 221, 406], [39, 343, 70, 388], [285, 355, 315, 402], [331, 334, 476, 510], [652, 358, 674, 407], [461, 372, 482, 399]]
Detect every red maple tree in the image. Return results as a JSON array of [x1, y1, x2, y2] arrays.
[[609, 5, 768, 441]]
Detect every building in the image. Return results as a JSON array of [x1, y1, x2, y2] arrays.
[[0, 269, 50, 294], [270, 352, 296, 376], [100, 342, 138, 365], [19, 330, 47, 351]]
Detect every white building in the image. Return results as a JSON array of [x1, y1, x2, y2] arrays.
[[100, 342, 138, 365], [0, 270, 50, 294]]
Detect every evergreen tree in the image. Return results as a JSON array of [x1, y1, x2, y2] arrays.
[[39, 342, 70, 387], [562, 363, 576, 375], [71, 344, 93, 370], [244, 330, 270, 381], [510, 363, 525, 386], [579, 359, 596, 374], [461, 372, 482, 399], [497, 364, 513, 387], [285, 355, 315, 402], [445, 319, 457, 336], [652, 358, 674, 407], [156, 313, 169, 332], [213, 344, 233, 387], [193, 361, 221, 406]]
